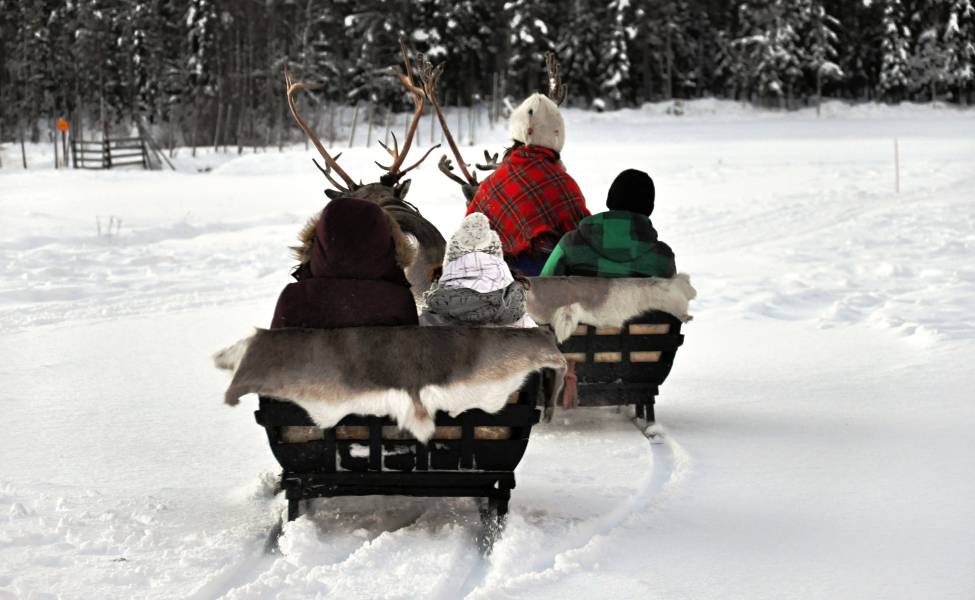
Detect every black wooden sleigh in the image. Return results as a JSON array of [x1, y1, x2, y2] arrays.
[[254, 372, 548, 527], [558, 311, 685, 422]]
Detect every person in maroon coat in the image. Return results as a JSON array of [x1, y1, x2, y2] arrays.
[[271, 196, 418, 329]]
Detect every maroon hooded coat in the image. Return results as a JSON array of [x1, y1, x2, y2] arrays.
[[270, 197, 419, 329]]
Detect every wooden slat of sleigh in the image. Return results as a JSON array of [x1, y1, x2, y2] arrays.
[[381, 425, 512, 440], [629, 351, 662, 362], [280, 424, 512, 442], [564, 351, 662, 364], [569, 322, 670, 339], [629, 323, 670, 335]]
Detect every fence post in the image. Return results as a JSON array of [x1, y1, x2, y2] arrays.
[[103, 121, 111, 170]]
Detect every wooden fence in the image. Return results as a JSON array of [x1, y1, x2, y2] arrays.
[[71, 137, 150, 170]]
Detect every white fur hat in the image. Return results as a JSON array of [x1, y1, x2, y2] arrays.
[[446, 212, 503, 262], [508, 93, 565, 153]]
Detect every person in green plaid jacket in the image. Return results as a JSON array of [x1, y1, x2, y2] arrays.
[[539, 169, 676, 278]]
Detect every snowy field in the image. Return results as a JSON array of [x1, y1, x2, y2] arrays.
[[1, 100, 974, 599]]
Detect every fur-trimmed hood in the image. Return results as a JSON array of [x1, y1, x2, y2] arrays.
[[291, 202, 418, 276]]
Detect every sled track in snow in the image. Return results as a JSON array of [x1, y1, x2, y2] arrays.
[[189, 505, 428, 599], [190, 415, 691, 599], [460, 415, 692, 599]]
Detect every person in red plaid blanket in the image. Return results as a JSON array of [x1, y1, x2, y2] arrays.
[[467, 93, 590, 275]]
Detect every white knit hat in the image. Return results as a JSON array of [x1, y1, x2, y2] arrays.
[[445, 212, 502, 262], [508, 93, 565, 153]]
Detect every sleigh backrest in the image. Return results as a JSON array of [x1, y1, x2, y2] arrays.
[[255, 370, 550, 473], [558, 311, 685, 388]]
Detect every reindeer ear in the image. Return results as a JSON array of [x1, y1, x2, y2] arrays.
[[395, 179, 411, 199], [324, 189, 344, 200]]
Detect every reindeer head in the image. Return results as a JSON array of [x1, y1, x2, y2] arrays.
[[285, 41, 438, 206], [285, 43, 447, 300]]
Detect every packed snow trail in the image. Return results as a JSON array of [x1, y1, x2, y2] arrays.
[[2, 102, 974, 598]]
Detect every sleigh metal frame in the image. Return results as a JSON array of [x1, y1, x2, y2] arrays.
[[558, 311, 685, 422], [254, 372, 548, 525]]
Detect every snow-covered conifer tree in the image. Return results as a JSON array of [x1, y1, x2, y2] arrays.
[[879, 0, 911, 100], [505, 0, 558, 97], [186, 0, 217, 96], [733, 0, 804, 107], [944, 0, 975, 103], [801, 0, 844, 113], [598, 0, 633, 107]]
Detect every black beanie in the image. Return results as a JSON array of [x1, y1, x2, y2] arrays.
[[606, 169, 655, 216]]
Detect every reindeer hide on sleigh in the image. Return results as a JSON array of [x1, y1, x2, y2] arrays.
[[214, 326, 566, 442], [526, 274, 697, 342]]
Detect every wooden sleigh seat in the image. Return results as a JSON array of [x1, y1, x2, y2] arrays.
[[558, 311, 685, 422], [254, 372, 549, 523]]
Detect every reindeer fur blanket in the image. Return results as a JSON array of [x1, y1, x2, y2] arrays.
[[526, 274, 697, 342], [213, 326, 565, 442]]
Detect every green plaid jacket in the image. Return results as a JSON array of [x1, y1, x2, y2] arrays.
[[539, 211, 676, 278]]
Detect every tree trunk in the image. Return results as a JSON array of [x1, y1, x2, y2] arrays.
[[52, 120, 59, 169], [816, 70, 822, 117], [349, 102, 360, 148], [20, 125, 27, 169], [168, 107, 177, 159], [366, 103, 375, 148], [213, 102, 224, 152], [222, 103, 234, 153], [642, 49, 653, 102], [190, 100, 198, 158], [236, 104, 245, 155], [665, 28, 673, 100]]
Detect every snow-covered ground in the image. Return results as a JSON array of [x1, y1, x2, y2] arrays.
[[1, 100, 974, 599]]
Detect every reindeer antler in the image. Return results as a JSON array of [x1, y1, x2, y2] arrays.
[[284, 65, 357, 192], [545, 51, 567, 106], [377, 41, 440, 184], [438, 155, 470, 186], [475, 150, 501, 172], [421, 56, 477, 186]]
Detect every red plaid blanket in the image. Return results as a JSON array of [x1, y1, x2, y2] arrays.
[[468, 146, 589, 257]]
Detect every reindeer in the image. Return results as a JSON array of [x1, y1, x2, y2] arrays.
[[433, 51, 567, 204], [284, 42, 446, 301]]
